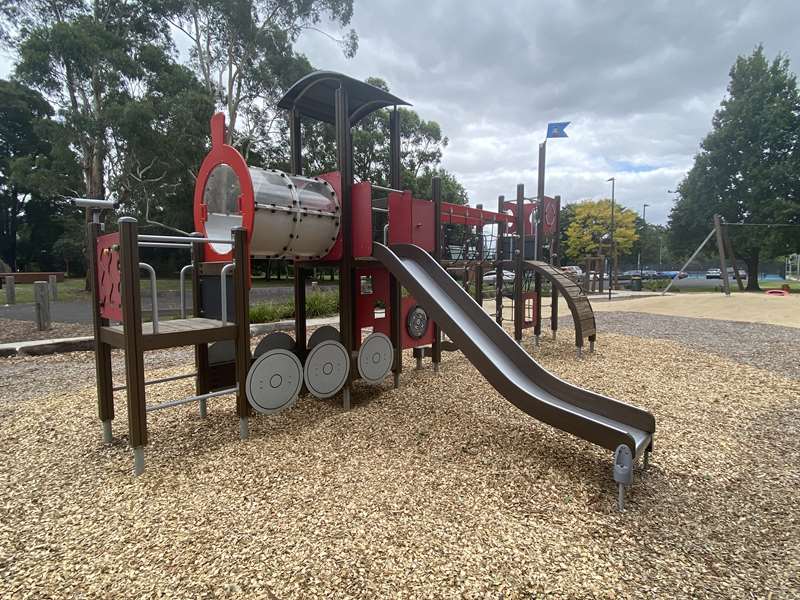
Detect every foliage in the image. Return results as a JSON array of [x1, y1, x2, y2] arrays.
[[249, 289, 338, 323], [564, 199, 639, 259], [166, 0, 357, 147], [669, 46, 800, 290]]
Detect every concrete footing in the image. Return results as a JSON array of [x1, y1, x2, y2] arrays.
[[101, 420, 112, 444], [133, 446, 144, 476], [239, 417, 249, 440], [342, 386, 351, 410]]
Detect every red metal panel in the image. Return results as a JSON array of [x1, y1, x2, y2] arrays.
[[411, 198, 434, 252], [441, 202, 513, 227], [354, 267, 390, 348], [96, 232, 122, 322], [351, 182, 373, 258], [400, 296, 434, 349], [388, 190, 413, 244], [541, 196, 559, 237], [505, 201, 536, 235]]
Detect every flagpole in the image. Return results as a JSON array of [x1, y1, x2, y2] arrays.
[[536, 140, 546, 261]]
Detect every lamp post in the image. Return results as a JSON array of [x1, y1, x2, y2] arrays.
[[639, 203, 649, 276], [606, 177, 615, 300]]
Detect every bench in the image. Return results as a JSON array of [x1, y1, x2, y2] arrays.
[[0, 272, 65, 287]]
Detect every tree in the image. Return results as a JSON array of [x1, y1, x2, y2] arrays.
[[565, 199, 639, 260], [0, 79, 51, 269], [167, 0, 357, 145], [669, 46, 800, 290]]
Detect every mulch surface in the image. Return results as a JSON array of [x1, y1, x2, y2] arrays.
[[1, 328, 798, 598], [0, 318, 93, 345]]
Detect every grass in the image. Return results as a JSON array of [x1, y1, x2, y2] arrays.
[[2, 277, 89, 304], [249, 290, 338, 324]]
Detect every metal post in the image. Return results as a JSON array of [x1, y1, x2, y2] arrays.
[[4, 276, 15, 304], [607, 177, 616, 301], [335, 85, 354, 409], [714, 214, 731, 296], [514, 184, 525, 343], [495, 195, 505, 325], [537, 142, 546, 261], [474, 204, 484, 306], [389, 107, 401, 190], [294, 266, 307, 360], [550, 195, 561, 338], [119, 217, 147, 473], [191, 233, 210, 398], [432, 176, 442, 370], [138, 262, 159, 333], [34, 281, 51, 331], [289, 109, 302, 176], [232, 227, 252, 434], [88, 221, 115, 441]]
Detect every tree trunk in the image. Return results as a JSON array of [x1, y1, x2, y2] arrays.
[[744, 254, 760, 291]]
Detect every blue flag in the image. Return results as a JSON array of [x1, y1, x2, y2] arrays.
[[546, 121, 570, 138]]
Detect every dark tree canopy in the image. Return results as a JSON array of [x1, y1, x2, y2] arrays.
[[669, 46, 800, 289]]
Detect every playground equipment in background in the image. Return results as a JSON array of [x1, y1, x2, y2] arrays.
[[87, 71, 652, 509], [663, 214, 800, 295], [786, 254, 800, 281]]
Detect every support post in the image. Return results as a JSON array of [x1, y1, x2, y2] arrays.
[[232, 227, 252, 436], [191, 233, 210, 398], [118, 217, 147, 473], [714, 214, 731, 296], [48, 274, 58, 301], [87, 222, 114, 442], [389, 107, 401, 189], [289, 109, 302, 176], [34, 282, 51, 331], [431, 176, 442, 370], [335, 86, 354, 409], [514, 184, 525, 343], [550, 196, 561, 337], [495, 195, 505, 325], [294, 266, 307, 359], [723, 225, 745, 292], [389, 272, 402, 387], [4, 276, 14, 305], [474, 204, 484, 306]]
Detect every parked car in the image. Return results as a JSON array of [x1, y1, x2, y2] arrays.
[[657, 271, 688, 279], [706, 268, 721, 279], [561, 265, 584, 278], [482, 270, 514, 284]]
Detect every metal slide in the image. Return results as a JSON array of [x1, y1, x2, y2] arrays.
[[374, 242, 655, 470]]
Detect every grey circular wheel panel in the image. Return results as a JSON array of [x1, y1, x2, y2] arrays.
[[304, 339, 350, 399], [245, 349, 303, 414], [357, 332, 394, 383], [406, 305, 429, 339], [253, 331, 296, 359]]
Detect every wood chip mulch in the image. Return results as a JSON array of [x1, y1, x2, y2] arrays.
[[0, 332, 798, 598]]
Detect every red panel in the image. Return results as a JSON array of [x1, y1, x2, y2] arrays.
[[504, 201, 537, 235], [388, 190, 413, 244], [411, 198, 434, 251], [194, 113, 255, 263], [355, 267, 390, 349], [96, 232, 122, 322], [400, 296, 434, 349], [352, 182, 373, 258], [541, 196, 560, 237], [441, 202, 513, 227]]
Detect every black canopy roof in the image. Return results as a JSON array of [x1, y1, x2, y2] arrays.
[[277, 71, 410, 124]]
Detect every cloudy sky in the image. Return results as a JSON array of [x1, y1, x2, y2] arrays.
[[292, 0, 800, 223], [2, 1, 799, 224]]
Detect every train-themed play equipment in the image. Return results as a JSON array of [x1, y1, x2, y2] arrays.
[[88, 71, 653, 509]]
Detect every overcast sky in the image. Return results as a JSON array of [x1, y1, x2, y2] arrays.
[[292, 0, 800, 223], [2, 1, 799, 224]]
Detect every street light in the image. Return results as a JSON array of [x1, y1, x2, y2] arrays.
[[607, 177, 615, 300], [639, 203, 649, 276]]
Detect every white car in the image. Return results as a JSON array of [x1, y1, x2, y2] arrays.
[[483, 270, 515, 284]]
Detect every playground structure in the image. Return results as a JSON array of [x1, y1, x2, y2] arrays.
[[88, 71, 652, 508]]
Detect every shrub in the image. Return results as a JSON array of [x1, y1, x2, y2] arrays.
[[249, 290, 339, 323]]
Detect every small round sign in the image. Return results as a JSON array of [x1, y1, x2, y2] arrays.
[[357, 332, 394, 383], [406, 305, 429, 339], [245, 348, 303, 414]]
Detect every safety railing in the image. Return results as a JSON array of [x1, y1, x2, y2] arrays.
[[138, 262, 159, 333]]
